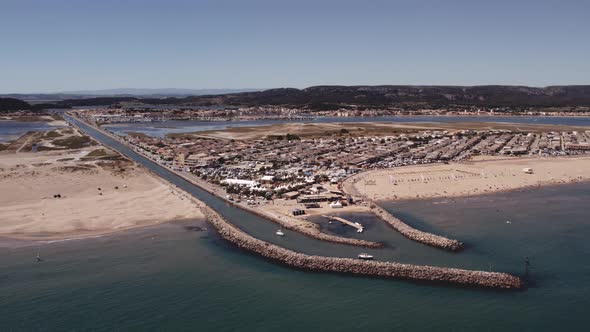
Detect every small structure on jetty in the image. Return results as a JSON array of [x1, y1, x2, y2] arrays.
[[322, 215, 364, 233]]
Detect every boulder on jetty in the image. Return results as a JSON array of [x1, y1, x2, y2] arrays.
[[371, 204, 464, 251]]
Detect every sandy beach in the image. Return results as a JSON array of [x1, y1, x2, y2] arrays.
[[342, 156, 590, 201], [0, 137, 204, 240]]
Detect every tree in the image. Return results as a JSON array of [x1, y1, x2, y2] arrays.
[[286, 133, 300, 140]]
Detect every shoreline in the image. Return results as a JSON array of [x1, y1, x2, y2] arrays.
[[377, 178, 590, 204], [0, 216, 201, 243], [342, 156, 590, 202], [0, 128, 205, 241]]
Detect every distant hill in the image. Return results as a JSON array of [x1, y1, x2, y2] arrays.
[[58, 88, 264, 96], [0, 88, 264, 104], [5, 85, 590, 110], [0, 98, 32, 111], [146, 85, 590, 109]]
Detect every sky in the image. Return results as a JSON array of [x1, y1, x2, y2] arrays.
[[1, 0, 589, 93]]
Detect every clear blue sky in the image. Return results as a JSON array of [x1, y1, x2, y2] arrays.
[[1, 0, 589, 93]]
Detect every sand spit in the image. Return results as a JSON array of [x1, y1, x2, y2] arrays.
[[191, 195, 522, 289], [370, 205, 463, 251]]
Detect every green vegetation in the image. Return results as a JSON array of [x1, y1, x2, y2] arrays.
[[0, 98, 32, 111], [98, 155, 126, 161], [52, 135, 93, 149], [0, 143, 7, 151], [44, 130, 63, 138], [268, 133, 301, 141], [81, 149, 127, 161], [86, 148, 108, 157], [36, 145, 62, 151], [51, 85, 590, 109]]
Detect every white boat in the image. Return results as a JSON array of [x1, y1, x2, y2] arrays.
[[358, 253, 373, 260], [276, 230, 285, 236]]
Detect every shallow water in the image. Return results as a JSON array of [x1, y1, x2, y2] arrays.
[[103, 115, 590, 138], [0, 120, 59, 143]]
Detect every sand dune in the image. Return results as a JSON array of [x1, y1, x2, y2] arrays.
[[0, 147, 203, 240]]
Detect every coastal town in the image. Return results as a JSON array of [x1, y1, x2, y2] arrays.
[[81, 105, 590, 124], [5, 0, 590, 328], [80, 108, 590, 208], [2, 108, 590, 291]]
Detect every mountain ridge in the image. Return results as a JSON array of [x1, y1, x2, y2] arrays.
[[3, 85, 590, 110]]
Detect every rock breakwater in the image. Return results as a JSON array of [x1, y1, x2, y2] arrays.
[[371, 204, 464, 251], [194, 198, 521, 289]]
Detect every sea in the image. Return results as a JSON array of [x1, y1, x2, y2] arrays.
[[2, 116, 590, 331], [2, 183, 590, 331]]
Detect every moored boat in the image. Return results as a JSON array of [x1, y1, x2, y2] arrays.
[[358, 253, 373, 260]]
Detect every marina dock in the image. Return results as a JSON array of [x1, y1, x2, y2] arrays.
[[322, 215, 364, 233]]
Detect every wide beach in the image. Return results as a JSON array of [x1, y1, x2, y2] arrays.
[[0, 128, 203, 241], [343, 156, 590, 201]]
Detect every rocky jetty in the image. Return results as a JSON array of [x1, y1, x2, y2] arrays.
[[193, 198, 521, 290], [371, 205, 464, 251]]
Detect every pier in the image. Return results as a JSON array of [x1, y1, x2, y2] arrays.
[[322, 215, 364, 233]]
